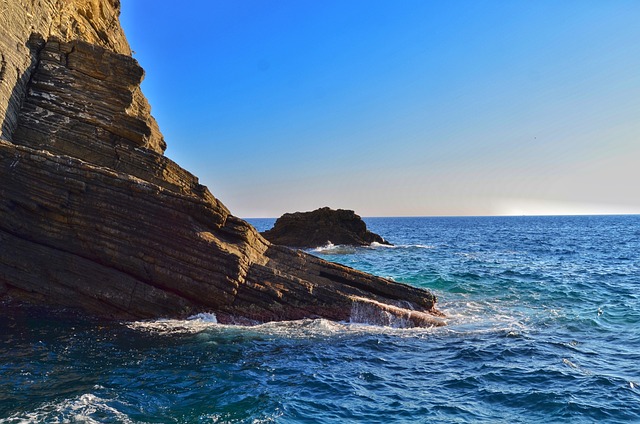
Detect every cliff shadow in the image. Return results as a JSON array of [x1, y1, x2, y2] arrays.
[[0, 33, 45, 141]]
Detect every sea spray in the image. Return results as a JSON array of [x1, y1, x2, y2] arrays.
[[350, 297, 445, 328]]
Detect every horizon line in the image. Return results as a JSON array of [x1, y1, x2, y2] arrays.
[[242, 213, 640, 220]]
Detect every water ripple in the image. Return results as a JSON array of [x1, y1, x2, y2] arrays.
[[3, 216, 640, 422]]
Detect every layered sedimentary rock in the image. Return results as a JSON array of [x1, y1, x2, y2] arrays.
[[0, 1, 444, 327], [0, 0, 143, 142], [263, 207, 392, 248]]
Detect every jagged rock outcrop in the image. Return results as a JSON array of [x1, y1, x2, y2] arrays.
[[262, 207, 392, 248], [0, 1, 444, 327]]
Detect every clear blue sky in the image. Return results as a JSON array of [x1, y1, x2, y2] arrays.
[[120, 1, 640, 218]]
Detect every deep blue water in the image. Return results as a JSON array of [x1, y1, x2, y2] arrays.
[[1, 215, 639, 423]]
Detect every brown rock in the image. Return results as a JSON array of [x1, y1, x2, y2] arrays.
[[262, 207, 392, 248], [0, 1, 444, 327], [0, 0, 135, 144]]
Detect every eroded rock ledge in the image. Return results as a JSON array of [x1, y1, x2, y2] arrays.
[[0, 2, 444, 327]]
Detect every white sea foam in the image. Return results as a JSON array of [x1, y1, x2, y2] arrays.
[[124, 290, 535, 339], [312, 241, 435, 255], [0, 393, 134, 424], [124, 296, 530, 342], [435, 299, 530, 337], [368, 242, 435, 249], [125, 312, 219, 334], [124, 296, 531, 339], [369, 241, 395, 249], [187, 312, 218, 323], [311, 242, 357, 255], [124, 314, 445, 339]]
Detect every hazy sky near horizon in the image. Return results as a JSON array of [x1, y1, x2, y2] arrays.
[[120, 1, 640, 218]]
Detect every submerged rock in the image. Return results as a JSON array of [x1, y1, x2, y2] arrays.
[[0, 1, 443, 327], [262, 207, 392, 248]]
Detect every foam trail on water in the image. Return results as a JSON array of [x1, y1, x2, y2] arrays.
[[312, 241, 435, 255], [125, 299, 522, 338], [311, 242, 357, 255], [368, 242, 435, 249], [0, 393, 134, 424], [125, 314, 446, 338], [126, 312, 219, 334], [369, 241, 395, 249], [435, 299, 530, 337]]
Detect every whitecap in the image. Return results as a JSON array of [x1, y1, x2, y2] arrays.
[[368, 241, 396, 249], [250, 318, 347, 338], [187, 312, 218, 323], [125, 312, 219, 335], [125, 314, 445, 339], [222, 318, 439, 339], [311, 242, 357, 255], [406, 244, 436, 249], [0, 393, 134, 424], [368, 242, 435, 249], [311, 241, 435, 254]]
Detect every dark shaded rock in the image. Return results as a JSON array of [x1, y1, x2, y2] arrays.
[[0, 1, 444, 327], [262, 207, 392, 248]]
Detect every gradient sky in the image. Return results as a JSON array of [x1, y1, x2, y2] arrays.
[[120, 1, 640, 218]]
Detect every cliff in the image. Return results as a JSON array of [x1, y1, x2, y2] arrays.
[[263, 207, 392, 248], [0, 1, 444, 327]]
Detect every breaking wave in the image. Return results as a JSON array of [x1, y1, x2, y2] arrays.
[[123, 300, 527, 340], [125, 312, 219, 334], [0, 392, 134, 424], [369, 242, 435, 249], [311, 242, 357, 255], [311, 241, 435, 255], [125, 315, 443, 338]]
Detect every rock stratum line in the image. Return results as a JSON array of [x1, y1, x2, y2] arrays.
[[0, 0, 444, 327]]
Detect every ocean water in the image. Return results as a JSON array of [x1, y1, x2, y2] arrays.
[[1, 215, 639, 423]]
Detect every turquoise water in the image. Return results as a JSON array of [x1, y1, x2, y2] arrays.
[[1, 215, 639, 423]]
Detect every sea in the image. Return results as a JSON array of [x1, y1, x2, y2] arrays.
[[1, 215, 639, 423]]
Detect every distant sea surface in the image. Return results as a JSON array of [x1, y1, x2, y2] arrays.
[[1, 215, 639, 423]]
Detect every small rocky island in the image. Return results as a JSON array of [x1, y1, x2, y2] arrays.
[[0, 0, 444, 328], [262, 207, 392, 248]]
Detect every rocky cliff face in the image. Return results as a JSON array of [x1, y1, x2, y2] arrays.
[[1, 0, 135, 140], [0, 1, 444, 327]]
